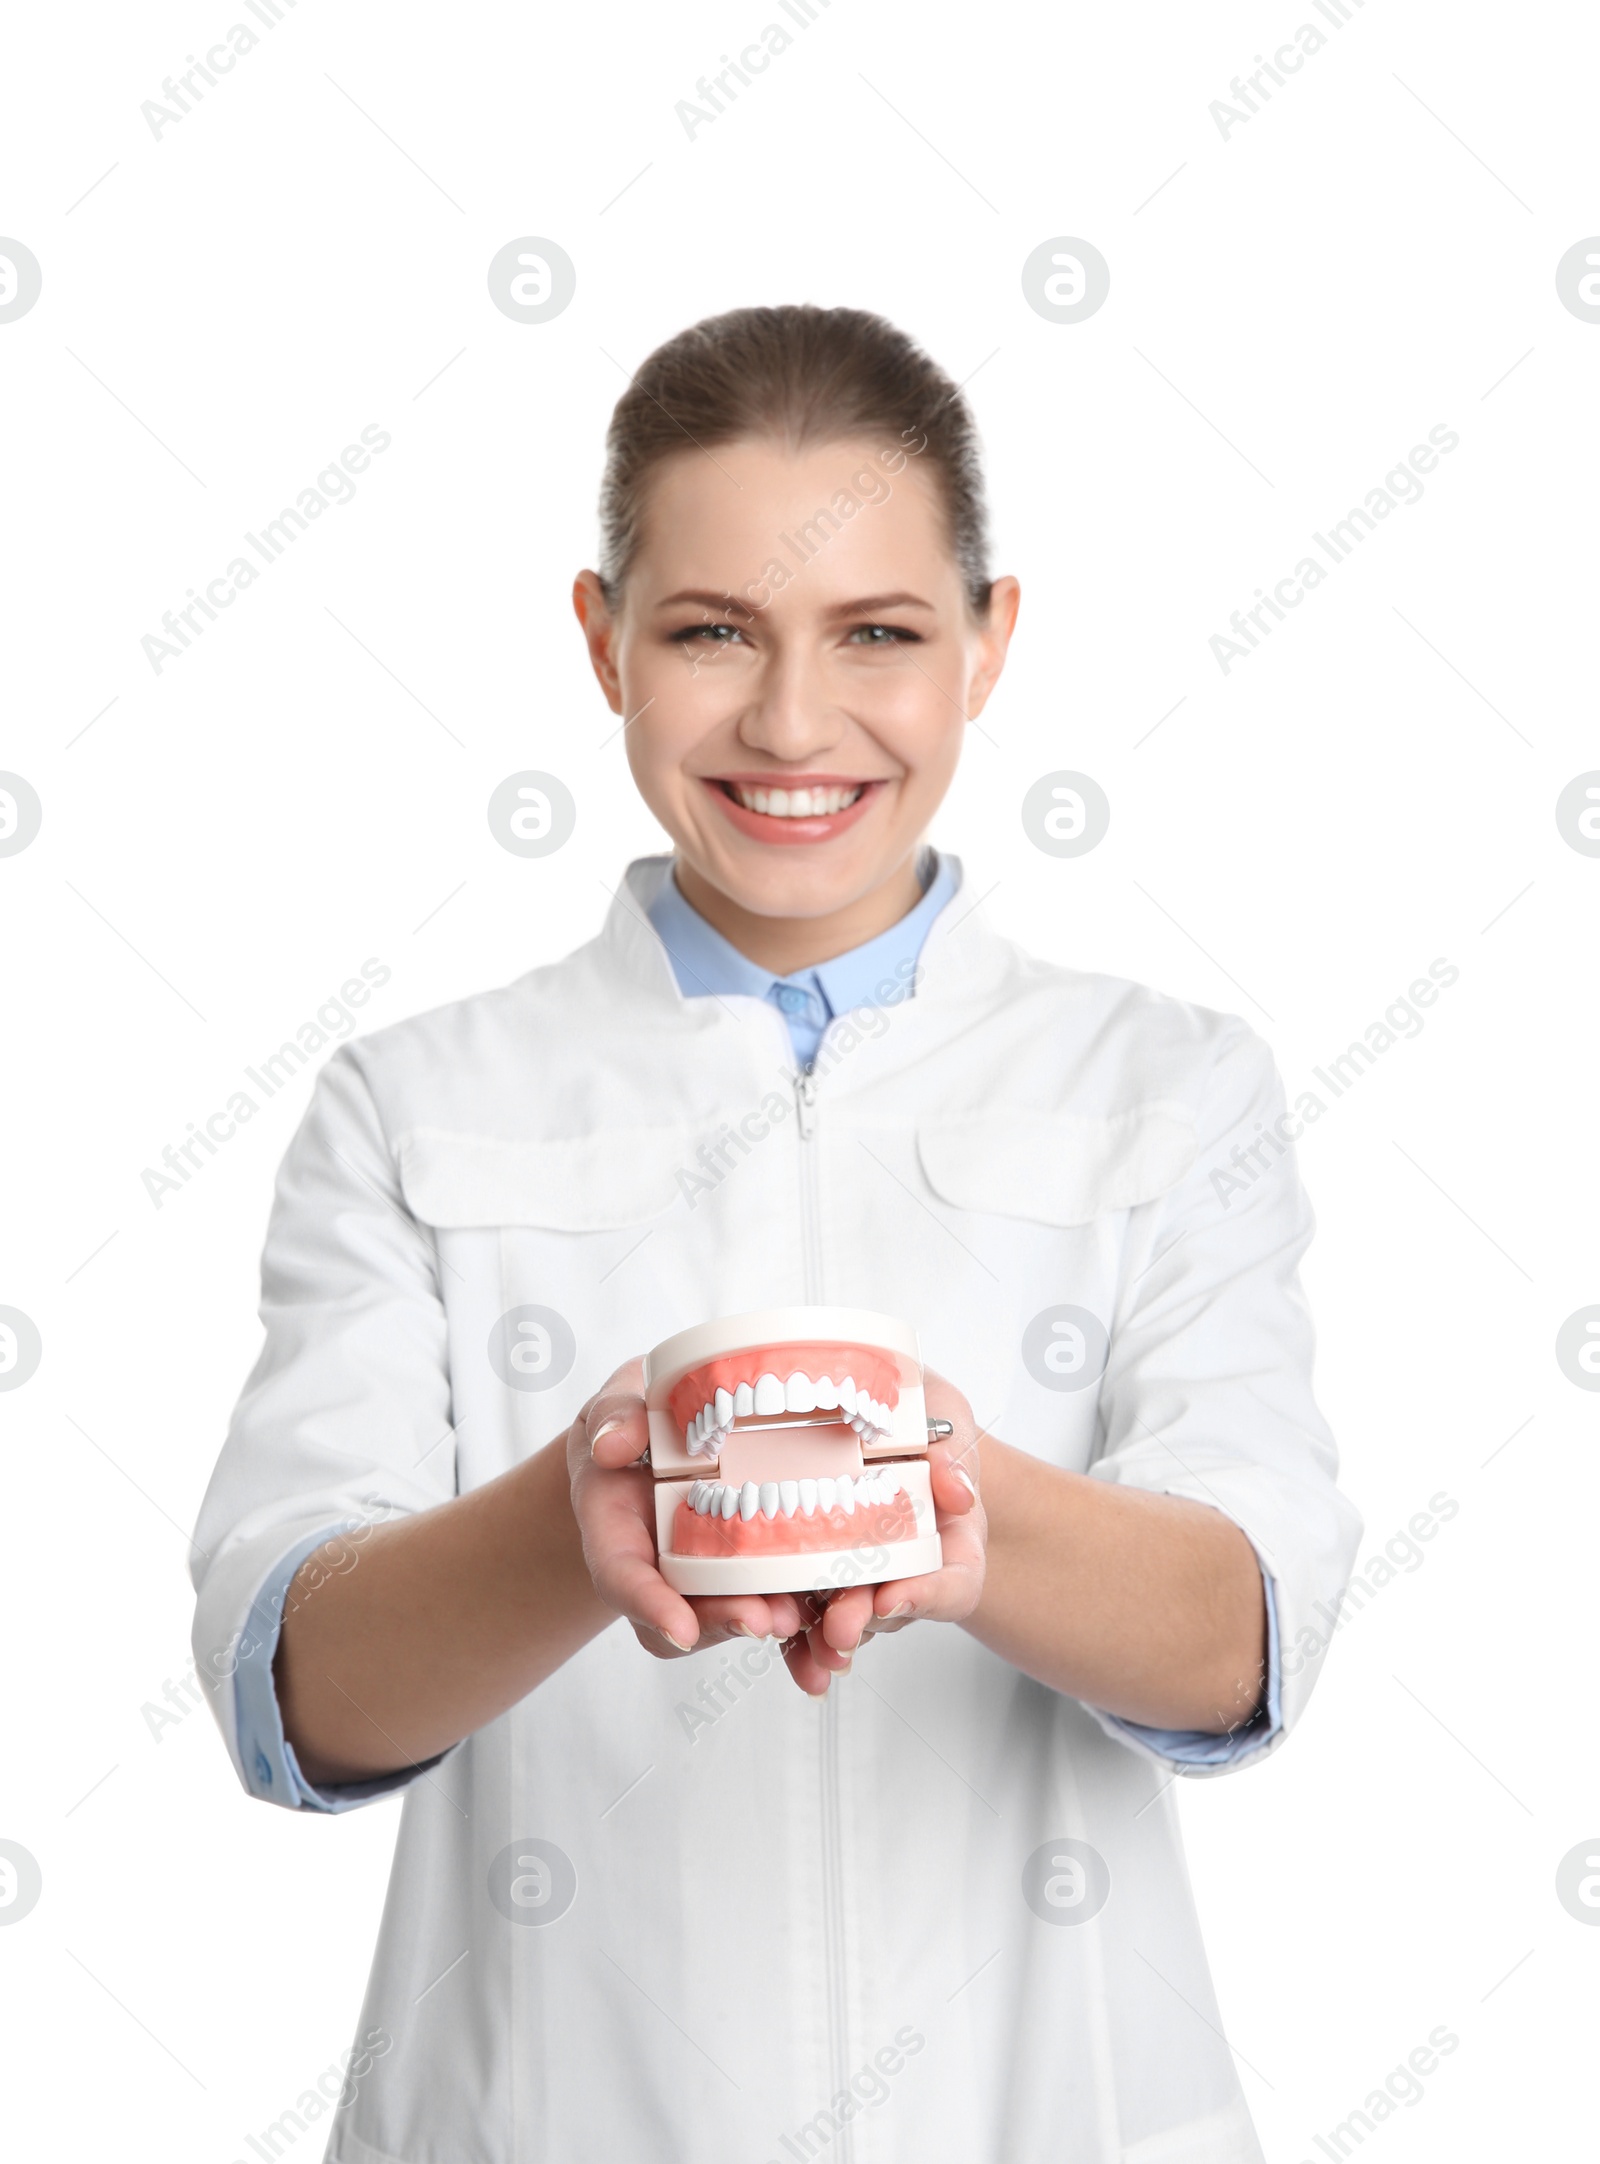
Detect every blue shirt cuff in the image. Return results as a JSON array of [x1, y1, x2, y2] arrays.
[[234, 1525, 446, 1811], [1103, 1563, 1282, 1768]]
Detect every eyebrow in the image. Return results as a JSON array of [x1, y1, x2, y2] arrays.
[[653, 588, 936, 616], [655, 589, 757, 616]]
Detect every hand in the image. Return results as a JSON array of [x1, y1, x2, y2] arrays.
[[779, 1367, 987, 1697], [565, 1359, 821, 1662]]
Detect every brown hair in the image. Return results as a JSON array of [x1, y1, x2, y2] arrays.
[[597, 304, 992, 611]]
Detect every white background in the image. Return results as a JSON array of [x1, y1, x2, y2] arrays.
[[2, 1, 1596, 2156]]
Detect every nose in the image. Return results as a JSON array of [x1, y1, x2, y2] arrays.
[[734, 640, 845, 764]]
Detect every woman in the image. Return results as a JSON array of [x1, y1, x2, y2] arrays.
[[193, 304, 1361, 2164]]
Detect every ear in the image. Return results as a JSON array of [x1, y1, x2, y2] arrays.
[[573, 570, 624, 714], [964, 575, 1020, 722]]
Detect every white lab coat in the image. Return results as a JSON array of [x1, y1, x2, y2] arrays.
[[192, 854, 1360, 2164]]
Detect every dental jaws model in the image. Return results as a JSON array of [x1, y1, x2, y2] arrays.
[[644, 1306, 944, 1595]]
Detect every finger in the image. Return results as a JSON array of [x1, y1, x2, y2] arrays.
[[589, 1544, 701, 1651], [818, 1584, 876, 1655], [763, 1591, 822, 1639], [780, 1630, 836, 1697], [585, 1395, 651, 1469], [632, 1620, 699, 1661], [927, 1442, 978, 1517], [687, 1593, 788, 1643]]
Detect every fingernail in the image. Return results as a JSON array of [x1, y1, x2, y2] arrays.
[[952, 1467, 976, 1498], [883, 1601, 914, 1619], [592, 1418, 626, 1444], [662, 1630, 694, 1652]]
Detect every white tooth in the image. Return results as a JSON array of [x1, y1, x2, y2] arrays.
[[813, 1375, 839, 1409], [689, 1480, 705, 1507], [849, 1416, 866, 1436], [720, 1484, 738, 1519], [696, 1405, 710, 1440], [754, 1373, 785, 1415], [798, 1478, 818, 1516], [734, 1381, 754, 1417], [769, 787, 790, 815], [759, 1481, 780, 1519], [817, 1478, 837, 1513], [785, 1372, 817, 1412], [880, 1469, 900, 1495], [694, 1483, 714, 1514], [739, 1481, 760, 1521], [836, 1475, 856, 1515], [838, 1379, 857, 1415], [779, 1480, 800, 1517], [683, 1422, 696, 1452], [714, 1387, 733, 1425]]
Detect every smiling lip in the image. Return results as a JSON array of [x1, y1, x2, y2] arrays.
[[700, 774, 886, 846]]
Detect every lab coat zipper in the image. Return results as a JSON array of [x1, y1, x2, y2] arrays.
[[792, 1055, 855, 2162], [793, 1067, 823, 1303]]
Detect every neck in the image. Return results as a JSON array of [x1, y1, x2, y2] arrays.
[[672, 854, 927, 975]]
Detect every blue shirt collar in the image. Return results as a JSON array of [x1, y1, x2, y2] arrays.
[[646, 851, 961, 1061]]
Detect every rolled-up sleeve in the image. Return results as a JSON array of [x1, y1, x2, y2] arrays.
[[1085, 1016, 1362, 1776], [190, 1045, 459, 1808]]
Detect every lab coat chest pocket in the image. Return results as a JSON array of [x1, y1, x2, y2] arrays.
[[910, 1103, 1199, 1466], [395, 1123, 699, 1479]]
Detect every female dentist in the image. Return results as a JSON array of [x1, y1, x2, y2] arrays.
[[192, 304, 1361, 2164]]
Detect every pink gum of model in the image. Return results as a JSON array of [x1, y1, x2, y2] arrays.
[[643, 1305, 943, 1597]]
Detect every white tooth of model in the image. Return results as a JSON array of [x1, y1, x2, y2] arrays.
[[838, 1378, 857, 1414], [814, 1376, 839, 1409], [759, 1481, 780, 1520], [753, 1373, 785, 1415], [714, 1387, 733, 1425], [739, 1481, 760, 1521], [733, 1380, 754, 1417], [836, 1475, 855, 1515], [779, 1480, 799, 1517], [798, 1478, 818, 1516], [817, 1478, 837, 1513], [720, 1485, 738, 1519], [785, 1372, 817, 1412]]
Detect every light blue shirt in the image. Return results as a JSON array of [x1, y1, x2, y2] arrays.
[[237, 852, 1279, 1808], [646, 850, 959, 1070]]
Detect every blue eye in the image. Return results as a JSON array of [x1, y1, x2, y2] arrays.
[[848, 624, 918, 645]]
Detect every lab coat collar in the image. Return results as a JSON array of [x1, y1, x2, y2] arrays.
[[597, 852, 1014, 1014]]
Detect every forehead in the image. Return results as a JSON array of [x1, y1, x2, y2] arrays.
[[629, 435, 954, 604]]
